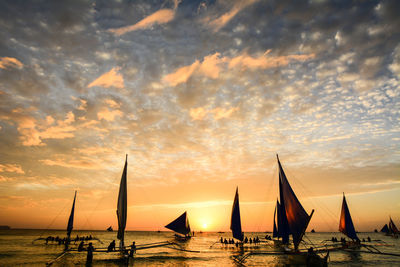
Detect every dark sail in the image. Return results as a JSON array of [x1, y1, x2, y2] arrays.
[[67, 191, 77, 238], [277, 155, 313, 250], [230, 187, 244, 241], [380, 224, 389, 233], [389, 217, 399, 234], [339, 194, 359, 241], [272, 201, 278, 238], [278, 178, 290, 244], [116, 155, 128, 247], [165, 211, 191, 236]]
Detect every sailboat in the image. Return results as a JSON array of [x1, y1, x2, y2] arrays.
[[231, 187, 244, 242], [339, 193, 360, 248], [233, 155, 328, 266], [384, 217, 400, 238], [33, 191, 78, 245], [274, 155, 327, 265], [165, 211, 192, 241]]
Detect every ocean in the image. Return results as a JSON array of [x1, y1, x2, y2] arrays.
[[0, 230, 399, 266]]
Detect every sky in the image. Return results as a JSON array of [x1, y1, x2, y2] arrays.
[[0, 0, 399, 233]]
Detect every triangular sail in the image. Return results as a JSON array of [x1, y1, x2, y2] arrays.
[[66, 191, 77, 239], [339, 194, 359, 241], [230, 187, 244, 241], [389, 217, 399, 234], [277, 155, 313, 250], [380, 224, 389, 233], [165, 211, 191, 236], [116, 155, 128, 248]]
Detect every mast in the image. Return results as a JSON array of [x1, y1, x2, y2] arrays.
[[277, 154, 313, 251], [339, 193, 359, 241], [230, 187, 244, 241], [165, 211, 191, 236], [66, 191, 77, 241], [116, 154, 128, 249]]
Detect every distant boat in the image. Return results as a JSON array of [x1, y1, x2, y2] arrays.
[[0, 225, 11, 230], [311, 229, 316, 233], [339, 193, 360, 248], [230, 187, 244, 242], [165, 211, 192, 241], [381, 217, 399, 238], [107, 226, 113, 232]]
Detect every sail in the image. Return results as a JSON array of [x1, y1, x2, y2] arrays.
[[230, 187, 244, 241], [272, 201, 278, 238], [278, 178, 290, 244], [339, 194, 359, 241], [389, 217, 399, 234], [165, 211, 191, 236], [66, 191, 77, 238], [380, 224, 389, 233], [277, 155, 313, 250], [116, 155, 128, 246]]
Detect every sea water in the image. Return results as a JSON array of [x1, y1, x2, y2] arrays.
[[0, 230, 399, 266]]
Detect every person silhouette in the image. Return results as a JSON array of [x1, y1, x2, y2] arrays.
[[107, 240, 116, 252]]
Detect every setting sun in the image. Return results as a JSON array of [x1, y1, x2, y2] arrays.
[[202, 223, 208, 229]]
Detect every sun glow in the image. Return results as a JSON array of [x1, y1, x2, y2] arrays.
[[202, 223, 208, 229]]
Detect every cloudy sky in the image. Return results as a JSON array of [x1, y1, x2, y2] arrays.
[[0, 0, 399, 232]]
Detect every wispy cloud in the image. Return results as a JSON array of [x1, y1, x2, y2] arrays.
[[0, 57, 23, 69], [110, 9, 175, 35], [163, 51, 315, 86], [189, 106, 239, 121], [87, 67, 124, 89], [203, 0, 258, 32]]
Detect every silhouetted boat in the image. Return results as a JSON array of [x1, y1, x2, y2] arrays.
[[107, 226, 113, 232], [273, 155, 327, 265], [339, 193, 360, 249], [165, 211, 192, 241], [230, 187, 244, 242]]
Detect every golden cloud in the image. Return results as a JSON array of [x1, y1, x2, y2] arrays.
[[203, 0, 258, 32], [97, 108, 123, 121], [189, 106, 239, 121], [88, 67, 124, 89], [0, 57, 23, 69], [228, 51, 316, 70], [0, 164, 25, 174], [163, 60, 200, 86], [109, 9, 175, 36]]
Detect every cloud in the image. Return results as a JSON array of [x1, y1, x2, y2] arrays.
[[39, 157, 100, 170], [109, 9, 175, 35], [0, 57, 23, 70], [87, 67, 124, 89], [228, 50, 316, 70], [189, 106, 239, 121], [163, 51, 314, 87], [0, 164, 24, 174], [163, 60, 200, 86], [203, 0, 258, 32], [97, 108, 123, 121]]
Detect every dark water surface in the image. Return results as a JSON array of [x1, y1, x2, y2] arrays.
[[0, 230, 399, 266]]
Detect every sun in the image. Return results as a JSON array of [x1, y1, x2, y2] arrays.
[[202, 223, 208, 229]]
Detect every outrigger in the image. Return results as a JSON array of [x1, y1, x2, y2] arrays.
[[33, 191, 101, 247]]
